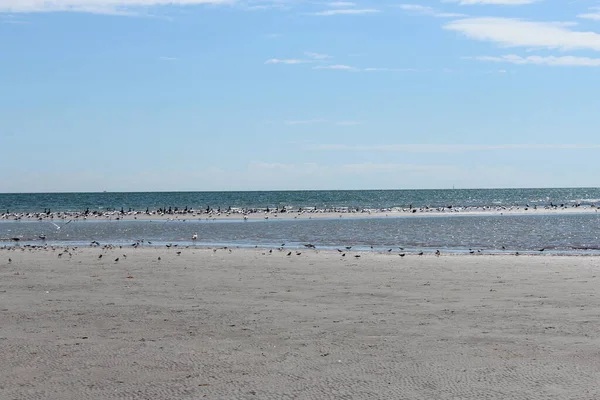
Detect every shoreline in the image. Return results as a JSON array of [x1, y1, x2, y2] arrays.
[[1, 247, 599, 399]]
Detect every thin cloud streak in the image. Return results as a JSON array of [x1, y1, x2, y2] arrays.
[[265, 58, 313, 64], [466, 54, 600, 67], [311, 8, 379, 16], [398, 4, 465, 18], [308, 144, 600, 152], [0, 0, 233, 14]]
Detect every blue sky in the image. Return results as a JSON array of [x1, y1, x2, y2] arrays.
[[1, 0, 600, 192]]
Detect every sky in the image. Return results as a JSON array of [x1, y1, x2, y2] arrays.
[[1, 0, 600, 192]]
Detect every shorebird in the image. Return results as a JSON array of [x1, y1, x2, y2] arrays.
[[399, 253, 405, 257], [435, 250, 441, 257], [192, 233, 198, 240], [8, 258, 11, 263], [418, 251, 424, 256], [98, 255, 102, 259], [114, 257, 119, 262], [287, 251, 292, 256]]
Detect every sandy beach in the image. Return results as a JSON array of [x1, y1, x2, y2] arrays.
[[1, 247, 599, 399]]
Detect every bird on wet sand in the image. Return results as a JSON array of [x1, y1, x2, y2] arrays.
[[192, 233, 198, 241], [287, 251, 292, 256], [418, 251, 424, 256], [98, 255, 102, 259], [114, 257, 119, 262], [435, 250, 441, 257], [399, 253, 405, 257], [8, 258, 11, 263], [354, 255, 361, 258]]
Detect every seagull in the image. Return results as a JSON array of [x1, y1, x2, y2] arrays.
[[192, 233, 198, 241]]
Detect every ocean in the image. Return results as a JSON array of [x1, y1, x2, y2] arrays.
[[1, 188, 600, 253]]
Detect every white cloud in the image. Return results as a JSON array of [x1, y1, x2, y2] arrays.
[[311, 8, 379, 16], [0, 0, 233, 14], [336, 121, 361, 126], [444, 0, 540, 4], [579, 13, 600, 21], [444, 17, 600, 51], [326, 1, 355, 7], [466, 54, 600, 66], [308, 144, 600, 152], [304, 51, 332, 60], [313, 64, 358, 71], [265, 58, 313, 64], [159, 56, 177, 61], [399, 4, 465, 18]]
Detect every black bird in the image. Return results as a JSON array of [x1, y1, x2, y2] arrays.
[[269, 249, 272, 254], [469, 250, 475, 254], [176, 251, 182, 256], [296, 252, 301, 256], [387, 249, 392, 252], [8, 258, 11, 263], [538, 248, 545, 252], [337, 249, 343, 253], [418, 251, 424, 256], [435, 250, 441, 257], [354, 255, 361, 258], [399, 253, 405, 257], [287, 251, 292, 256], [515, 252, 520, 256], [98, 254, 102, 259], [114, 257, 119, 262], [345, 246, 352, 250], [158, 257, 161, 261], [342, 253, 346, 257]]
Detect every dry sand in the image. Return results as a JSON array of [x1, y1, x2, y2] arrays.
[[1, 247, 599, 399]]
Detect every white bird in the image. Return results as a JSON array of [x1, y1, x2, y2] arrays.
[[192, 233, 198, 240]]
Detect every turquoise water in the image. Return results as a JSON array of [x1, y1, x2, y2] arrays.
[[1, 189, 600, 253], [1, 188, 600, 213]]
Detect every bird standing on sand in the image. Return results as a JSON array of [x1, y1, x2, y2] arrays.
[[8, 258, 11, 263], [287, 251, 292, 256], [114, 257, 119, 262]]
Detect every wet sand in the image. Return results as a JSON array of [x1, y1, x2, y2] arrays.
[[1, 248, 599, 399]]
